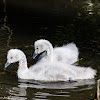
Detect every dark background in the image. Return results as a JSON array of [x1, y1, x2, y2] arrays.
[[0, 0, 100, 55]]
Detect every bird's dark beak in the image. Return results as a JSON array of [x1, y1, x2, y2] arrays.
[[4, 62, 11, 70], [32, 53, 38, 59]]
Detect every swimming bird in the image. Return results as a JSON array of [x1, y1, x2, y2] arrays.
[[33, 39, 79, 64], [4, 49, 96, 81]]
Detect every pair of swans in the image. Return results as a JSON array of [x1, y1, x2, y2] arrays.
[[4, 39, 96, 81]]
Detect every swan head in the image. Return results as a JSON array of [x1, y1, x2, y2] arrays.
[[33, 39, 53, 59], [4, 49, 25, 70]]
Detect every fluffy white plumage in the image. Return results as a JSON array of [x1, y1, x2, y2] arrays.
[[5, 49, 96, 81], [33, 39, 79, 64]]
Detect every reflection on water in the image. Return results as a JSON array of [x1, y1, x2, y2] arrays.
[[0, 0, 100, 100], [18, 79, 95, 90], [0, 74, 96, 100]]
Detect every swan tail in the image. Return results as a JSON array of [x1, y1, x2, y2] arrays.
[[64, 43, 79, 64], [86, 67, 96, 79], [80, 67, 97, 79], [64, 43, 78, 51]]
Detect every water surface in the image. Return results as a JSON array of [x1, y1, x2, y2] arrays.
[[0, 0, 100, 99]]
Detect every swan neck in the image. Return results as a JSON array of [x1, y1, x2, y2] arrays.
[[19, 56, 28, 69], [47, 44, 53, 56], [46, 44, 53, 62], [17, 52, 29, 79]]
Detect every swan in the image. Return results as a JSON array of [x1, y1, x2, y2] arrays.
[[33, 39, 79, 64], [4, 49, 96, 81]]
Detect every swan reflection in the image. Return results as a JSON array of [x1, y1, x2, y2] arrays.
[[18, 79, 95, 89], [5, 79, 95, 99]]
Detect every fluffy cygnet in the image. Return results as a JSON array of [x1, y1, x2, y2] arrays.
[[33, 39, 79, 64]]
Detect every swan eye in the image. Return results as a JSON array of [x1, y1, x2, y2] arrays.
[[36, 48, 38, 50], [10, 57, 13, 59]]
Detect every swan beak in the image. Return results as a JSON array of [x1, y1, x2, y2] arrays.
[[33, 53, 38, 59], [4, 62, 11, 70]]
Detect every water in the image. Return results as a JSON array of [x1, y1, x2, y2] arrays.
[[0, 0, 100, 99]]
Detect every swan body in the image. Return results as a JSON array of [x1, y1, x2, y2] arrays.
[[33, 39, 79, 64], [5, 49, 96, 81]]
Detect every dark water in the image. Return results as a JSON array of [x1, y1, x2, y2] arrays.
[[0, 0, 100, 99]]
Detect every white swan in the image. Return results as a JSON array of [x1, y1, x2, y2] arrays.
[[33, 39, 79, 64], [5, 49, 96, 81]]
